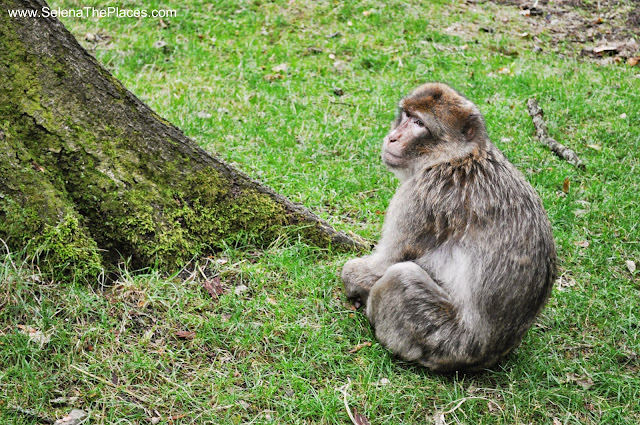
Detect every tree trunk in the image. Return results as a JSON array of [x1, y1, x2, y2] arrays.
[[0, 0, 365, 278]]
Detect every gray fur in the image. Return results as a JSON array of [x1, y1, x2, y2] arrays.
[[342, 83, 556, 373]]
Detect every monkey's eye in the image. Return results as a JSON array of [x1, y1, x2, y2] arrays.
[[412, 117, 425, 127]]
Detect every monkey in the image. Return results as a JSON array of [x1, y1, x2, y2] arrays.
[[341, 82, 556, 373]]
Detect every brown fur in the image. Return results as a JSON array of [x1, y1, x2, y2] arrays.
[[342, 83, 556, 373]]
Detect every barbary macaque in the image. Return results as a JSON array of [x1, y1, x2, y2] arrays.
[[342, 83, 556, 372]]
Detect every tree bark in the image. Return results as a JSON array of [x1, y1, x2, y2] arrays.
[[0, 0, 365, 278]]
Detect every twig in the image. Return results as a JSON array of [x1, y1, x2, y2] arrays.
[[526, 98, 585, 169], [69, 364, 150, 404]]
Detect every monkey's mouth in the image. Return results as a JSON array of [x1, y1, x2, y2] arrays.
[[383, 151, 405, 167]]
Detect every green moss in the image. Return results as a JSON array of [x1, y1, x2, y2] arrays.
[[29, 214, 103, 280], [0, 196, 103, 280]]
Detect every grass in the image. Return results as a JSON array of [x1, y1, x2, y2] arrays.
[[1, 0, 640, 423]]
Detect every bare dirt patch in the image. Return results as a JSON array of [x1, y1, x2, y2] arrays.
[[494, 0, 640, 63]]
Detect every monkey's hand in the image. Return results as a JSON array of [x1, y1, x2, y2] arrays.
[[341, 256, 386, 307]]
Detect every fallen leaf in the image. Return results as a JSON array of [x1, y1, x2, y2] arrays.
[[593, 44, 619, 55], [434, 412, 446, 425], [352, 408, 370, 425], [626, 260, 636, 273], [202, 276, 225, 299], [562, 177, 570, 193], [574, 240, 590, 248], [175, 330, 196, 340], [566, 373, 594, 390], [628, 57, 639, 67], [271, 63, 288, 73], [152, 40, 167, 49], [374, 377, 390, 386], [234, 284, 249, 295], [556, 275, 577, 291], [586, 144, 602, 151], [349, 341, 372, 353], [17, 325, 50, 346], [264, 73, 285, 81], [54, 409, 88, 425]]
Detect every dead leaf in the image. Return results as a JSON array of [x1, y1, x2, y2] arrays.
[[374, 377, 390, 386], [271, 63, 288, 73], [593, 44, 619, 55], [17, 325, 50, 346], [566, 373, 594, 389], [175, 330, 196, 340], [152, 40, 167, 49], [556, 275, 577, 291], [434, 412, 446, 425], [349, 341, 372, 353], [264, 73, 285, 81], [574, 240, 590, 248], [586, 144, 602, 151], [562, 177, 570, 193], [628, 57, 639, 67], [352, 408, 371, 425], [234, 284, 249, 295], [202, 276, 225, 299], [626, 260, 636, 273], [54, 409, 88, 425]]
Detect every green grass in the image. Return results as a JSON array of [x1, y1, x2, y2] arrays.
[[2, 0, 640, 423]]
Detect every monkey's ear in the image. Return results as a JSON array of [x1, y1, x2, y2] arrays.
[[461, 113, 482, 142]]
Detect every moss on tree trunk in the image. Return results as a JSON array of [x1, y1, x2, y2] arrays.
[[0, 0, 365, 279]]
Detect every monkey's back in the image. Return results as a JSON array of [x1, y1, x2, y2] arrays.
[[394, 144, 556, 355]]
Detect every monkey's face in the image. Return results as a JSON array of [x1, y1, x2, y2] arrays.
[[382, 110, 431, 170], [382, 83, 487, 180]]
